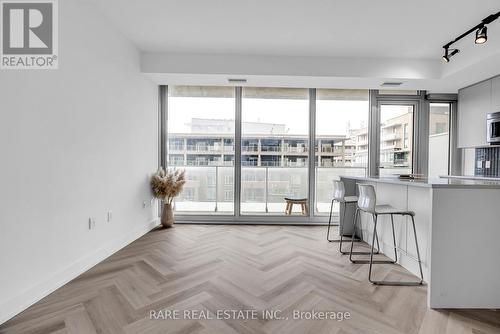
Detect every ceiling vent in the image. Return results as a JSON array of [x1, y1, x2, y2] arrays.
[[228, 78, 247, 83], [381, 82, 403, 87]]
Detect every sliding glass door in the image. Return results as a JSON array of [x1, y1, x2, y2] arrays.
[[241, 88, 309, 214], [378, 104, 414, 176], [428, 103, 451, 178]]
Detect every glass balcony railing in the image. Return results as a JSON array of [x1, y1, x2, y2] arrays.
[[242, 146, 259, 152], [170, 165, 367, 215], [261, 146, 282, 152], [285, 147, 308, 153], [168, 145, 185, 151]]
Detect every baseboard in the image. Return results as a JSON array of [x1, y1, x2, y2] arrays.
[[0, 218, 160, 325]]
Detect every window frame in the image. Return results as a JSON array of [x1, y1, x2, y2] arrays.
[[160, 87, 452, 224]]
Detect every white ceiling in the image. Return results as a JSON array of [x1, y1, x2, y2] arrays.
[[88, 0, 500, 92]]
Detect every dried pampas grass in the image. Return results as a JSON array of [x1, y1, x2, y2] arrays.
[[150, 167, 186, 204]]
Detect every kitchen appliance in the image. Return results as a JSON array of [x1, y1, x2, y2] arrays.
[[486, 112, 500, 144]]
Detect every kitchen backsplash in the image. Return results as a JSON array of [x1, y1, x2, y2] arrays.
[[475, 147, 500, 177]]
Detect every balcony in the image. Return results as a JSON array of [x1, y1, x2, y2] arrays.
[[381, 133, 401, 141], [261, 146, 282, 152], [285, 147, 308, 153], [170, 165, 367, 214], [186, 145, 225, 152], [242, 146, 258, 152], [168, 145, 185, 152]]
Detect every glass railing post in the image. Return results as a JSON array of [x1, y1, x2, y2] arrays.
[[214, 166, 218, 212], [265, 167, 269, 213]]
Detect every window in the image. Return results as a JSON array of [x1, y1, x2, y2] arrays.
[[241, 87, 309, 214], [315, 89, 369, 214], [428, 103, 450, 178], [379, 104, 414, 175], [163, 86, 436, 221], [167, 86, 235, 214]]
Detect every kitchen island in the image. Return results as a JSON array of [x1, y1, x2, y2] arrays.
[[340, 175, 500, 308]]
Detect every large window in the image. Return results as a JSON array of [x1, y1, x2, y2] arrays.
[[163, 86, 448, 221], [241, 87, 309, 214], [379, 104, 414, 176], [167, 86, 235, 214], [428, 103, 450, 178], [315, 89, 369, 214]]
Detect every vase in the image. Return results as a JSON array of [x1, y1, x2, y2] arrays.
[[161, 203, 174, 228]]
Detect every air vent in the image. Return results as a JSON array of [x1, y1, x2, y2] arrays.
[[381, 82, 403, 87], [228, 78, 247, 83]]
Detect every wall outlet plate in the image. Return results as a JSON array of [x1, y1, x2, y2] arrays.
[[142, 201, 147, 209], [106, 211, 112, 222]]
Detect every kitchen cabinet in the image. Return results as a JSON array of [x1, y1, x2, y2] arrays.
[[341, 175, 500, 308], [458, 79, 492, 148], [491, 76, 500, 112]]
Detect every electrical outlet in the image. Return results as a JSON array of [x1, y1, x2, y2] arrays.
[[88, 218, 96, 230], [106, 211, 112, 222], [142, 201, 147, 209]]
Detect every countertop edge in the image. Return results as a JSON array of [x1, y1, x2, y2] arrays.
[[340, 176, 500, 189]]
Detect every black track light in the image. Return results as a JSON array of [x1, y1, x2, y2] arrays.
[[441, 10, 500, 62], [442, 48, 459, 63], [475, 25, 488, 44]]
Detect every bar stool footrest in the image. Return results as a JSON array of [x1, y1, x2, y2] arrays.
[[351, 259, 395, 264], [341, 249, 379, 255], [370, 280, 423, 286], [327, 236, 361, 243]]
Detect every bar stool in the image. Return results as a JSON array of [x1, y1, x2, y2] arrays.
[[349, 184, 423, 285], [327, 180, 379, 254]]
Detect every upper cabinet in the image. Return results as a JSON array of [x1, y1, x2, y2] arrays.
[[458, 79, 492, 148], [492, 76, 500, 112]]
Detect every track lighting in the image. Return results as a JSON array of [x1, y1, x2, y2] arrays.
[[442, 10, 500, 62], [442, 48, 459, 63], [475, 25, 488, 44]]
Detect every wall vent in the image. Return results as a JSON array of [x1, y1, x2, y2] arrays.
[[228, 78, 247, 83], [381, 82, 403, 86]]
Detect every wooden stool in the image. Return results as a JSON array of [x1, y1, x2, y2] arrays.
[[284, 198, 309, 215]]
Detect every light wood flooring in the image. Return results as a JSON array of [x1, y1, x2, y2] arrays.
[[1, 225, 499, 334]]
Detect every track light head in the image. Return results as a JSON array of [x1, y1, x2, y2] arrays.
[[442, 47, 449, 62], [475, 25, 488, 44], [443, 48, 459, 63]]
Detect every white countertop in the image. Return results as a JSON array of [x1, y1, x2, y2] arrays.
[[440, 175, 500, 181], [340, 175, 500, 188]]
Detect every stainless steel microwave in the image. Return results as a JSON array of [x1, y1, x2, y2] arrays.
[[487, 112, 500, 144]]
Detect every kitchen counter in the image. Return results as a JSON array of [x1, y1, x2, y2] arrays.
[[342, 175, 500, 188], [340, 175, 500, 309], [440, 175, 500, 181]]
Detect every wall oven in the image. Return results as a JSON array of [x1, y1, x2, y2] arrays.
[[487, 112, 500, 144]]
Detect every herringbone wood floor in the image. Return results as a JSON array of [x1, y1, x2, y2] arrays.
[[1, 225, 499, 334]]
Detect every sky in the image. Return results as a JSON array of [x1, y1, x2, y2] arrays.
[[168, 97, 377, 136]]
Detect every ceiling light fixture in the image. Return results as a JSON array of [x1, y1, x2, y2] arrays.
[[475, 25, 488, 44], [442, 10, 500, 62], [442, 48, 459, 63]]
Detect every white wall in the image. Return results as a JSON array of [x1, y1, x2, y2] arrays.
[[428, 133, 449, 178], [0, 0, 158, 323], [462, 148, 476, 176]]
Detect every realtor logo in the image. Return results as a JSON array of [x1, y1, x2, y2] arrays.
[[1, 0, 58, 69]]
